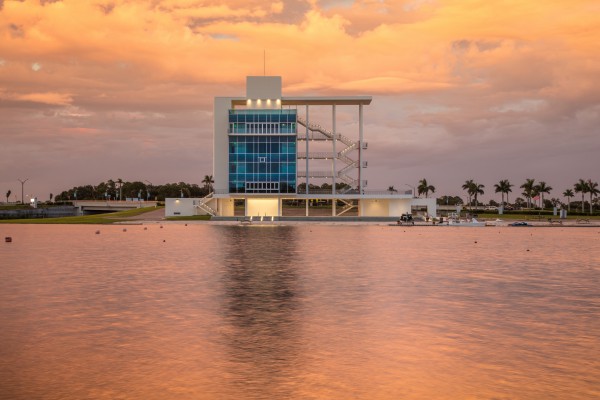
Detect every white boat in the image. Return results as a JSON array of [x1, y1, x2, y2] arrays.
[[446, 217, 486, 227], [485, 218, 507, 227]]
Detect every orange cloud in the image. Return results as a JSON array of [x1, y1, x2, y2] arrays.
[[1, 0, 595, 95], [1, 91, 73, 105], [0, 0, 598, 198]]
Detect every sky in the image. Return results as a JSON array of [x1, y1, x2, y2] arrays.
[[1, 0, 599, 203]]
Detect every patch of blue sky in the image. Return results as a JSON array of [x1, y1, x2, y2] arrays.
[[320, 0, 355, 11], [210, 33, 239, 41]]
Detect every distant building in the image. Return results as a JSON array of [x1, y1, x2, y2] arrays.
[[166, 76, 436, 218]]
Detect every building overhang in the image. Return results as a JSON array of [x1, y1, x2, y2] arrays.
[[229, 96, 372, 107], [212, 193, 413, 200]]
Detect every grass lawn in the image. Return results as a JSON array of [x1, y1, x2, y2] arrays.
[[0, 207, 163, 224], [474, 212, 600, 220], [0, 205, 31, 210]]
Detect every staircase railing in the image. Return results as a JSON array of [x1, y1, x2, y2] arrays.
[[297, 171, 334, 178], [195, 192, 217, 216], [297, 115, 363, 190], [336, 199, 356, 216], [297, 117, 356, 147], [337, 174, 358, 186], [297, 152, 335, 159]]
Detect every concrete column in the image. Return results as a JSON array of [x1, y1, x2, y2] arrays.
[[359, 104, 363, 194], [332, 104, 336, 216], [305, 105, 309, 217], [332, 105, 336, 195], [305, 105, 309, 195]]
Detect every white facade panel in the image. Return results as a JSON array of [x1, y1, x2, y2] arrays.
[[165, 198, 196, 217], [360, 199, 389, 216], [218, 198, 235, 216], [246, 76, 282, 99], [213, 97, 231, 194], [389, 199, 412, 216]]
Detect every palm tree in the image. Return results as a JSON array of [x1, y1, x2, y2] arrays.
[[520, 178, 536, 208], [49, 193, 53, 203], [462, 179, 475, 209], [471, 182, 485, 209], [574, 179, 589, 213], [587, 179, 599, 214], [494, 179, 513, 207], [387, 186, 397, 193], [6, 189, 11, 203], [417, 178, 435, 198], [534, 181, 552, 209], [462, 180, 484, 209], [563, 189, 574, 212], [202, 175, 214, 193]]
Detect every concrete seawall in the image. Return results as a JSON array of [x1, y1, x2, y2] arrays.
[[0, 206, 77, 219]]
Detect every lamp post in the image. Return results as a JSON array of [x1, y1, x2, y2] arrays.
[[144, 180, 153, 202], [18, 178, 29, 205], [405, 183, 415, 198]]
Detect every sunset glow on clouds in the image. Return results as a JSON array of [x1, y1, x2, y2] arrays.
[[1, 0, 599, 200]]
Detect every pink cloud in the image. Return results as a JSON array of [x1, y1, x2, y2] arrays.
[[10, 91, 73, 105], [0, 0, 598, 201]]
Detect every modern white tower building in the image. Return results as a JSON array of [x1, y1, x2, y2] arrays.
[[166, 76, 436, 218]]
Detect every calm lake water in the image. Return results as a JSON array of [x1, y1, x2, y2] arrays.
[[1, 224, 599, 399]]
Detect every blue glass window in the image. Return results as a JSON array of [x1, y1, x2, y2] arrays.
[[228, 110, 297, 193]]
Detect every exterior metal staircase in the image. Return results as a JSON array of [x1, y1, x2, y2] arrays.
[[297, 152, 334, 159], [336, 199, 356, 216], [297, 171, 333, 178], [297, 117, 356, 147], [296, 116, 361, 189], [195, 192, 217, 216]]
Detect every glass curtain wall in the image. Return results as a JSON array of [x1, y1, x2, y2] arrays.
[[228, 110, 297, 194]]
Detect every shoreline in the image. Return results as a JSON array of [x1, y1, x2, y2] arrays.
[[112, 219, 600, 227]]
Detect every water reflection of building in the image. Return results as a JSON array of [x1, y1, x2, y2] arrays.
[[219, 226, 302, 397]]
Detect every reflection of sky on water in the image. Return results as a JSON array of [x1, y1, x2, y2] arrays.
[[0, 224, 598, 399]]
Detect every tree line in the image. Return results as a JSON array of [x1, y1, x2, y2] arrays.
[[52, 176, 214, 202], [5, 175, 599, 214], [427, 178, 599, 214]]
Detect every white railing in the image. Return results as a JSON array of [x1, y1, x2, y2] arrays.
[[195, 192, 217, 216], [334, 198, 356, 216], [297, 152, 335, 159], [297, 132, 331, 141], [338, 174, 358, 186], [297, 171, 334, 178], [296, 116, 362, 188], [297, 117, 356, 148]]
